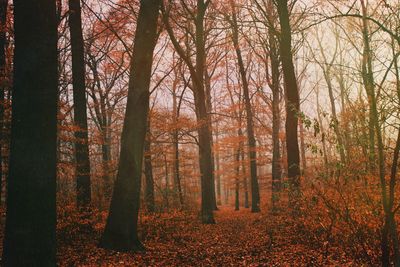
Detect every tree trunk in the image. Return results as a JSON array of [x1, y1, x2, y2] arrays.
[[144, 120, 155, 212], [164, 153, 170, 211], [360, 1, 375, 173], [360, 1, 390, 264], [316, 90, 329, 170], [230, 3, 260, 212], [270, 32, 282, 193], [3, 0, 58, 265], [299, 118, 306, 174], [205, 69, 218, 210], [234, 147, 240, 211], [172, 82, 183, 207], [163, 0, 215, 223], [241, 147, 249, 208], [0, 0, 7, 206], [276, 0, 301, 204], [323, 68, 346, 164], [68, 0, 91, 208], [194, 0, 215, 223], [99, 0, 160, 251], [101, 131, 112, 200], [215, 119, 222, 205]]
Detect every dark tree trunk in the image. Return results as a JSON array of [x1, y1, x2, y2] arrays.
[[194, 0, 215, 223], [230, 3, 260, 212], [144, 120, 155, 212], [241, 144, 249, 208], [205, 69, 218, 210], [68, 0, 91, 208], [215, 119, 222, 205], [234, 149, 240, 211], [269, 29, 282, 193], [276, 0, 301, 203], [234, 129, 243, 211], [3, 0, 58, 265], [99, 0, 161, 251], [299, 119, 306, 174], [101, 133, 112, 199], [0, 0, 8, 205]]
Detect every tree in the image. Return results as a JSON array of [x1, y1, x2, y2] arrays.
[[276, 0, 301, 203], [68, 0, 92, 208], [2, 0, 58, 265], [144, 118, 155, 212], [227, 1, 261, 212], [162, 0, 215, 223], [99, 0, 161, 251]]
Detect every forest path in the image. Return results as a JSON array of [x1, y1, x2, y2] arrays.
[[58, 206, 339, 266]]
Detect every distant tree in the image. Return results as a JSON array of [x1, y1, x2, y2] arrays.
[[162, 0, 216, 223], [227, 0, 261, 212], [68, 0, 92, 208], [99, 0, 161, 251], [2, 0, 58, 265]]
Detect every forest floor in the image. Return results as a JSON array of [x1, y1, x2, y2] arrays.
[[56, 204, 361, 266]]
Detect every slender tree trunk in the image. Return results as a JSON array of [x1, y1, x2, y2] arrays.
[[360, 1, 390, 264], [3, 0, 58, 265], [172, 82, 183, 207], [234, 146, 240, 211], [205, 69, 218, 210], [215, 119, 222, 205], [144, 120, 155, 212], [276, 0, 301, 204], [99, 0, 161, 251], [0, 0, 7, 206], [324, 69, 346, 164], [316, 90, 329, 169], [388, 36, 400, 266], [299, 119, 306, 174], [360, 1, 375, 173], [234, 127, 244, 211], [69, 0, 91, 208], [241, 147, 249, 208], [164, 153, 170, 211], [230, 3, 260, 212]]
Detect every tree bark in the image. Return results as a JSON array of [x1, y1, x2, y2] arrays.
[[3, 0, 58, 265], [99, 0, 161, 251], [0, 0, 7, 206], [276, 0, 301, 203], [68, 0, 92, 208], [144, 120, 155, 212]]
